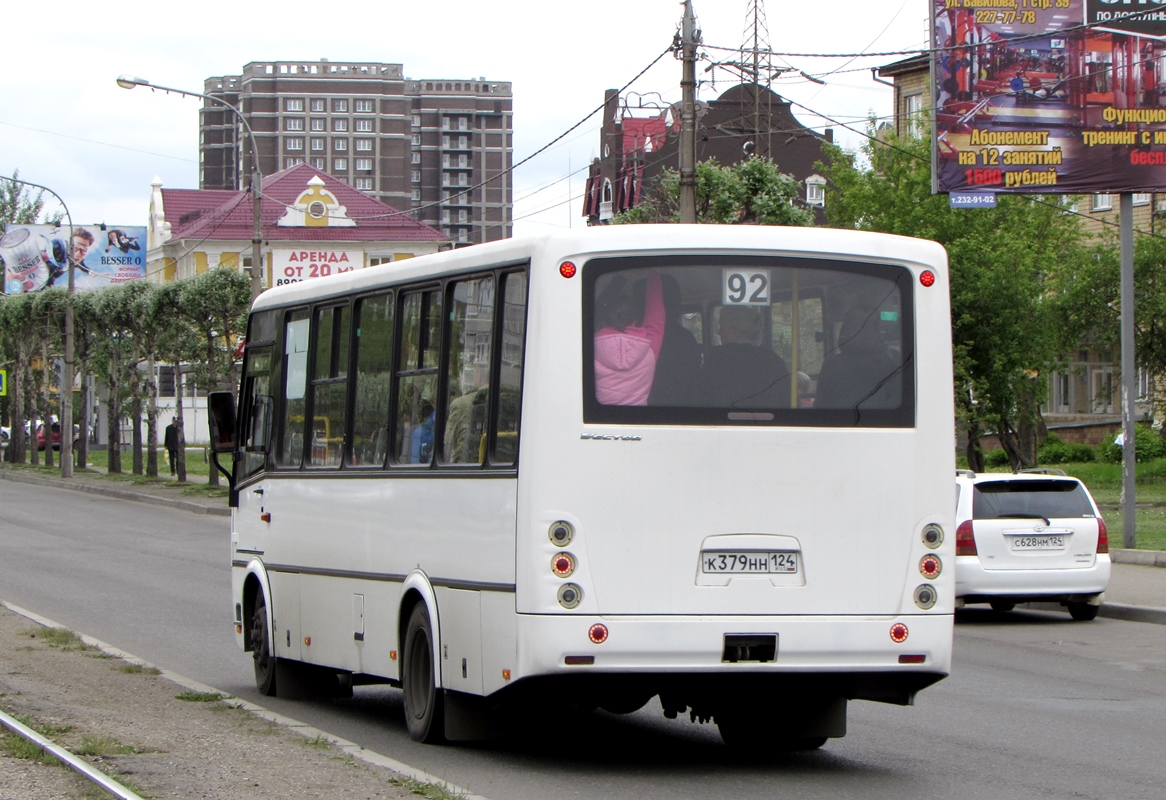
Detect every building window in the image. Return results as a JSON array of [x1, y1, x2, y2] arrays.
[[286, 138, 303, 151], [310, 99, 325, 112], [333, 99, 348, 113], [805, 174, 826, 207], [334, 158, 348, 171], [442, 117, 450, 130], [459, 136, 468, 149], [356, 139, 373, 151], [411, 170, 421, 183], [311, 118, 326, 131], [334, 139, 348, 152], [355, 177, 373, 190], [904, 93, 924, 138], [411, 189, 421, 201], [311, 138, 325, 151], [285, 118, 304, 131], [1133, 193, 1152, 206], [355, 99, 373, 113], [458, 117, 468, 131], [356, 158, 372, 170], [458, 209, 468, 223], [411, 114, 421, 127], [458, 173, 468, 186], [1093, 194, 1113, 211], [312, 158, 325, 169], [442, 154, 450, 168], [355, 119, 373, 132], [411, 153, 421, 164], [411, 133, 421, 146], [285, 99, 304, 112], [285, 157, 303, 168], [333, 119, 348, 132]]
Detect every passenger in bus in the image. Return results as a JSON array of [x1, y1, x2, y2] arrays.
[[409, 400, 436, 463], [594, 270, 664, 405], [702, 305, 792, 408], [814, 306, 901, 410], [648, 274, 705, 406]]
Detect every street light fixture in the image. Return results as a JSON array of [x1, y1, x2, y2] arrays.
[[117, 75, 263, 301]]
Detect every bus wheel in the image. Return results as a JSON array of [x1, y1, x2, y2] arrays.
[[990, 601, 1016, 613], [403, 604, 445, 743], [251, 596, 277, 696]]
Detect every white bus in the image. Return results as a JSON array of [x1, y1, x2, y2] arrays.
[[209, 224, 955, 751]]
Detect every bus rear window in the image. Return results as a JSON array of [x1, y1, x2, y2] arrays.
[[582, 255, 915, 427]]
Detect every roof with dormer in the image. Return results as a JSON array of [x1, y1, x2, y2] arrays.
[[159, 164, 446, 243]]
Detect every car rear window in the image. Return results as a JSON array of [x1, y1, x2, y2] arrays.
[[972, 480, 1095, 520]]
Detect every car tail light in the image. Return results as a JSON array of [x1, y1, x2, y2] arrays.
[[1096, 516, 1109, 554], [956, 520, 977, 556]]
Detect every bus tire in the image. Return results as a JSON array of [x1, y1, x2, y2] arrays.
[[403, 603, 445, 743], [251, 595, 277, 696]]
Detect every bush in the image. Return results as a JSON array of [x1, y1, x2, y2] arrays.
[[1099, 424, 1166, 463], [984, 448, 1010, 467], [1037, 435, 1097, 464]]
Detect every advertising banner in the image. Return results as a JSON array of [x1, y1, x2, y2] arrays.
[[0, 224, 146, 294], [272, 249, 364, 287], [934, 0, 1166, 194]]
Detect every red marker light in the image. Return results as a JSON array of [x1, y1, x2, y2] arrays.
[[919, 270, 936, 287], [919, 555, 942, 578], [890, 623, 909, 643], [560, 261, 577, 278], [588, 624, 609, 644], [552, 553, 576, 577]]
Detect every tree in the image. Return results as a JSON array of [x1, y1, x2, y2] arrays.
[[0, 171, 44, 229], [817, 128, 1084, 470], [614, 156, 815, 227]]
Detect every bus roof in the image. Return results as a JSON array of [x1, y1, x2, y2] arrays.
[[251, 224, 947, 312]]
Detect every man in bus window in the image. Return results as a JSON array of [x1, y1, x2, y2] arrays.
[[702, 305, 791, 408]]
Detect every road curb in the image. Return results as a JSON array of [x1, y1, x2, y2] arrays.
[[0, 470, 229, 517], [1021, 600, 1166, 625], [1, 600, 490, 800], [1111, 548, 1166, 567]]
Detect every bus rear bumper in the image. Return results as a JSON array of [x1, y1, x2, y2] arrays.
[[514, 612, 951, 702]]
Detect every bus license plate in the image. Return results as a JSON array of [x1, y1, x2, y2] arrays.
[[702, 551, 798, 574], [1009, 534, 1065, 550]]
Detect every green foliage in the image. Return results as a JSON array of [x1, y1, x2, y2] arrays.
[[0, 170, 45, 229], [613, 156, 814, 226], [816, 127, 1083, 468], [984, 448, 1011, 468], [1037, 434, 1097, 465], [1098, 424, 1166, 463]]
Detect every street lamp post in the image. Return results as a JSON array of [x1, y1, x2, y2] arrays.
[[117, 75, 264, 302]]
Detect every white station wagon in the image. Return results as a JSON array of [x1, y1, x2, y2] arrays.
[[955, 470, 1111, 621]]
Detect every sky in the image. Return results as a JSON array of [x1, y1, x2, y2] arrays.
[[0, 0, 928, 236]]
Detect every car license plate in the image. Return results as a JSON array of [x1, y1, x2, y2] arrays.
[[1009, 534, 1065, 550], [701, 551, 799, 574]]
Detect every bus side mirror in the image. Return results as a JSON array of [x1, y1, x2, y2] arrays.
[[208, 391, 237, 454]]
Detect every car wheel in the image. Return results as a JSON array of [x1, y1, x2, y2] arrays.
[[402, 603, 444, 743], [251, 596, 278, 695], [990, 601, 1016, 613], [1067, 602, 1100, 621]]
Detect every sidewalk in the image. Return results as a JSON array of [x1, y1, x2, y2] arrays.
[[2, 464, 1164, 622]]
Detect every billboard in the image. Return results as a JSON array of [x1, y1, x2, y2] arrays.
[[0, 225, 146, 294], [934, 0, 1166, 194], [271, 248, 363, 287]]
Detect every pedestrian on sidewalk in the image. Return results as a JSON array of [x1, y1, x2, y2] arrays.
[[164, 417, 179, 476]]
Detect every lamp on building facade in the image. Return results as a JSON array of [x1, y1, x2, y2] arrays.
[[117, 75, 263, 301]]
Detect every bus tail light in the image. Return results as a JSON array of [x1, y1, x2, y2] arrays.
[[919, 555, 941, 579], [551, 553, 576, 577], [889, 623, 909, 643], [588, 624, 608, 644], [956, 520, 977, 556], [1097, 517, 1109, 554], [899, 654, 926, 664], [557, 584, 582, 609], [914, 584, 937, 610], [919, 270, 936, 287]]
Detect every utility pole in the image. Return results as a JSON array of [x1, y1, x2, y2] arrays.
[[678, 0, 700, 223]]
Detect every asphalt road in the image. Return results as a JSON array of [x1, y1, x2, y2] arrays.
[[1, 480, 1164, 799]]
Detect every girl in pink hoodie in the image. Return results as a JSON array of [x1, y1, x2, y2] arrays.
[[594, 270, 665, 405]]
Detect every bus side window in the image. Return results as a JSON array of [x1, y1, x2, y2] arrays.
[[349, 293, 394, 467], [442, 275, 495, 466], [239, 347, 274, 478], [278, 309, 310, 468], [393, 289, 441, 465], [492, 271, 526, 465], [308, 304, 350, 468]]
